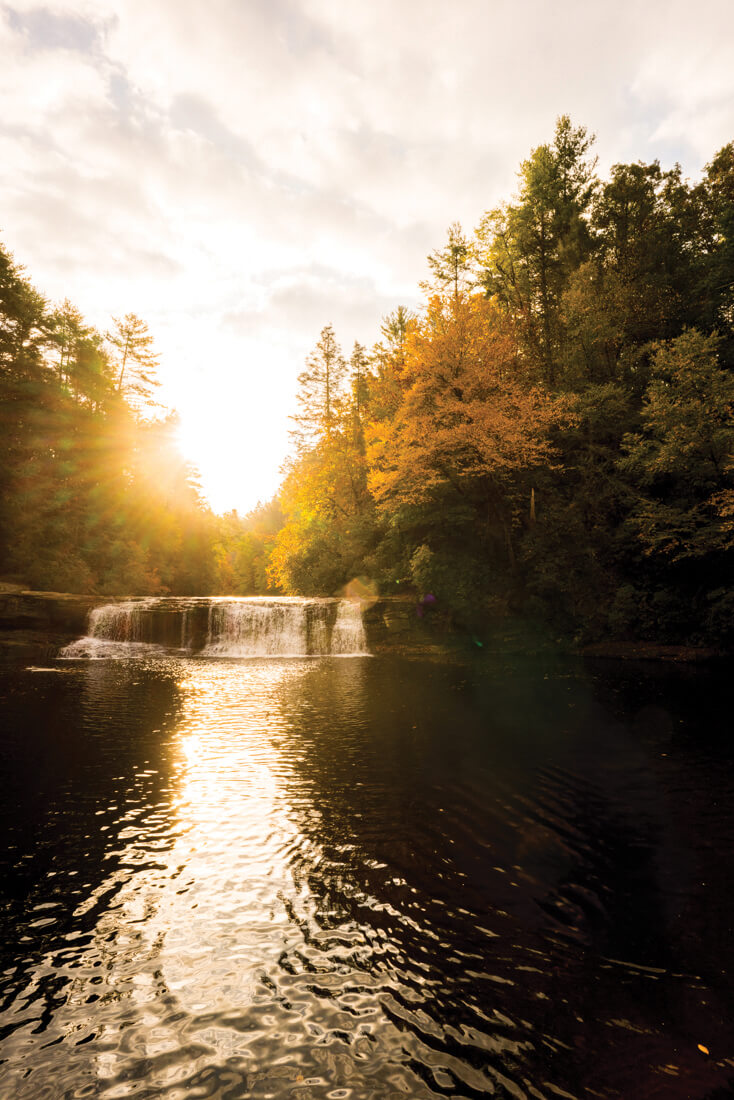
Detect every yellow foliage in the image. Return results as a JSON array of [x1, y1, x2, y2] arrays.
[[367, 292, 575, 511]]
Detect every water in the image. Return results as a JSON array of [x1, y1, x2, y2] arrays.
[[1, 648, 733, 1098], [60, 597, 368, 659]]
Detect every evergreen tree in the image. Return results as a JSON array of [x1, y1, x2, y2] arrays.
[[423, 222, 473, 301], [349, 341, 370, 433], [476, 116, 596, 385], [290, 324, 346, 447], [107, 313, 161, 410]]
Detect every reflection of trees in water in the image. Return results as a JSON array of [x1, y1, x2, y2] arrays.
[[272, 656, 734, 1098], [0, 659, 184, 1093]]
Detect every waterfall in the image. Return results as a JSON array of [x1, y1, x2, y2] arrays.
[[60, 597, 369, 658], [203, 600, 310, 657], [59, 600, 162, 658], [89, 600, 153, 643], [330, 598, 368, 655]]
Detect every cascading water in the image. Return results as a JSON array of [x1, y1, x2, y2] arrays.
[[88, 600, 153, 642], [59, 600, 164, 658], [60, 597, 369, 658], [203, 600, 309, 657], [330, 597, 368, 655]]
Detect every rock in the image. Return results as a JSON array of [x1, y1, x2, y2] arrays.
[[0, 589, 98, 637]]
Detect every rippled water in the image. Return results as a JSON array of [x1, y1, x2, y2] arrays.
[[1, 651, 734, 1098]]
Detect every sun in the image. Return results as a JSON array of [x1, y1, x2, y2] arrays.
[[174, 405, 284, 516]]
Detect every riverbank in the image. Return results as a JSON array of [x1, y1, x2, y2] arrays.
[[0, 584, 100, 656], [0, 584, 728, 663]]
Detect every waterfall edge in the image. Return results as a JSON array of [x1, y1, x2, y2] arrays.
[[59, 597, 370, 659]]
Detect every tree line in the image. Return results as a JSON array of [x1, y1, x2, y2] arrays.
[[1, 116, 732, 645], [0, 248, 277, 595], [270, 118, 734, 645]]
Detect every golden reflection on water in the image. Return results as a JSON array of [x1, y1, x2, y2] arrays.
[[68, 658, 331, 1093]]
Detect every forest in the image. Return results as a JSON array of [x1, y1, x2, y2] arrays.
[[1, 117, 732, 645]]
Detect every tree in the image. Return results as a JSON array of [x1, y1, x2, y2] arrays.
[[367, 306, 415, 425], [50, 299, 86, 384], [107, 313, 160, 410], [0, 245, 49, 380], [699, 143, 734, 347], [270, 402, 376, 594], [290, 324, 346, 447], [50, 302, 115, 408], [349, 341, 370, 429], [423, 221, 473, 302], [620, 329, 734, 563], [367, 292, 576, 606], [274, 330, 374, 593], [585, 161, 701, 354], [475, 116, 596, 385]]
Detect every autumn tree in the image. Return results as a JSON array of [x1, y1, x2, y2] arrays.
[[268, 436, 374, 594], [367, 291, 575, 615], [270, 324, 375, 594]]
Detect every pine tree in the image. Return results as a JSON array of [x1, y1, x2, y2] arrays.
[[290, 324, 346, 448], [423, 222, 473, 301], [107, 313, 160, 410], [475, 116, 596, 385], [349, 340, 370, 432]]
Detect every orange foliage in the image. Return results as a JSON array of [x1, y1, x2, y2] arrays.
[[367, 293, 575, 510]]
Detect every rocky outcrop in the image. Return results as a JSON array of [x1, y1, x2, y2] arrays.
[[362, 596, 451, 654], [0, 586, 99, 640]]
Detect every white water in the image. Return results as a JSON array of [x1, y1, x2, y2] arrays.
[[330, 597, 368, 655], [203, 601, 309, 657], [60, 600, 162, 658], [60, 597, 369, 659]]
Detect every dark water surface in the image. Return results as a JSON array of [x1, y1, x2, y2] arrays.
[[1, 651, 733, 1098]]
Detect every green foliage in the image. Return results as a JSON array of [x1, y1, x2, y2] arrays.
[[409, 542, 494, 627], [265, 122, 734, 645], [212, 501, 283, 595], [107, 313, 161, 410], [0, 240, 219, 596], [621, 330, 734, 562], [475, 116, 596, 385]]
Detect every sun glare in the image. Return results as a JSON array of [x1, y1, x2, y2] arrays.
[[174, 407, 283, 516]]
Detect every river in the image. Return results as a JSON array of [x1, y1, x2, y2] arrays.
[[0, 641, 733, 1098]]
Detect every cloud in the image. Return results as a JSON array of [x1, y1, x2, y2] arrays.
[[4, 2, 101, 50]]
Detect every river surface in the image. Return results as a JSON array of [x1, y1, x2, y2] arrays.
[[1, 650, 733, 1098]]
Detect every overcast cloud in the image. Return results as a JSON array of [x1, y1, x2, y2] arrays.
[[2, 0, 733, 511]]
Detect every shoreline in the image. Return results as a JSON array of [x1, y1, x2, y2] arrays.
[[0, 585, 728, 664]]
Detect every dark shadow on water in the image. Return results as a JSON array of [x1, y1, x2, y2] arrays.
[[270, 654, 734, 1098], [0, 655, 183, 1045]]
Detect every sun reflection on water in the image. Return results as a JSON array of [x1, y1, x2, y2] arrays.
[[62, 658, 324, 1092]]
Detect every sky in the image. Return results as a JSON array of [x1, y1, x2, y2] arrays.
[[1, 0, 734, 513]]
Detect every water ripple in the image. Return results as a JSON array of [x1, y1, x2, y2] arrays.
[[1, 655, 734, 1097]]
